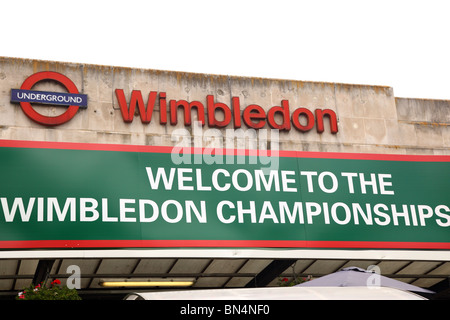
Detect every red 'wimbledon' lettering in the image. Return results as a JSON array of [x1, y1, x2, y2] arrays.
[[114, 90, 338, 134]]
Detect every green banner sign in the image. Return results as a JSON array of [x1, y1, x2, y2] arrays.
[[0, 140, 449, 250]]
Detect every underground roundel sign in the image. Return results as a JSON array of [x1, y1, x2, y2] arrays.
[[11, 71, 87, 126]]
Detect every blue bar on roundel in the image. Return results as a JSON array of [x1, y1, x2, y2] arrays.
[[11, 89, 88, 108]]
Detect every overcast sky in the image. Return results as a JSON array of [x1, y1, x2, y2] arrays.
[[2, 0, 449, 99]]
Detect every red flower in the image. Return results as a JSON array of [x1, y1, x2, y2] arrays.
[[51, 279, 61, 285], [282, 278, 289, 282]]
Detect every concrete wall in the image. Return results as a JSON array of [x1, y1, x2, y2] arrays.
[[1, 56, 449, 155]]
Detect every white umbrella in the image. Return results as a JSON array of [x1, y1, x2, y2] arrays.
[[295, 267, 434, 294]]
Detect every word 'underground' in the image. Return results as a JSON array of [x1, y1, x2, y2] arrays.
[[115, 90, 338, 133]]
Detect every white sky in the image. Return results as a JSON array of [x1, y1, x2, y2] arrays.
[[2, 0, 450, 99]]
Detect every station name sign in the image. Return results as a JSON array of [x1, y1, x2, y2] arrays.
[[11, 71, 338, 133], [0, 140, 448, 250], [115, 90, 338, 133]]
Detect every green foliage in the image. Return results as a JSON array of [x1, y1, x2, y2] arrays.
[[17, 279, 81, 300]]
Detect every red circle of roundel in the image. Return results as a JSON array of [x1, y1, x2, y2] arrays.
[[19, 71, 81, 126]]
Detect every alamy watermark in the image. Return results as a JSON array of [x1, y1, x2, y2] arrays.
[[366, 265, 381, 289], [66, 264, 81, 289], [170, 121, 280, 173]]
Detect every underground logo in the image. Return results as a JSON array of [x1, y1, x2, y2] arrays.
[[11, 71, 87, 126]]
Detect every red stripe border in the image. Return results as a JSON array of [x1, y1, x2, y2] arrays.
[[0, 139, 449, 162], [0, 240, 449, 250]]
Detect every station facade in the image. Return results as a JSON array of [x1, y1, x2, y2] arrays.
[[0, 57, 448, 299]]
